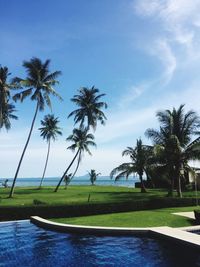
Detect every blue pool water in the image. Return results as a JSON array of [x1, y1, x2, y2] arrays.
[[0, 221, 200, 267]]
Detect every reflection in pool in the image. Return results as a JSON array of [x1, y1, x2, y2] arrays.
[[0, 221, 200, 267]]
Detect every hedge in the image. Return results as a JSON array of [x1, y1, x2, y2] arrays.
[[194, 210, 200, 223], [0, 197, 198, 221]]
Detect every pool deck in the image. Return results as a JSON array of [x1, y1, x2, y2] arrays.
[[30, 216, 200, 249], [151, 226, 200, 249]]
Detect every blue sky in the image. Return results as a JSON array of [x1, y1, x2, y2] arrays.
[[1, 0, 200, 178]]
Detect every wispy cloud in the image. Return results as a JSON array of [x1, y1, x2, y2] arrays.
[[133, 0, 200, 83], [118, 84, 146, 108], [96, 80, 200, 145], [149, 38, 177, 84]]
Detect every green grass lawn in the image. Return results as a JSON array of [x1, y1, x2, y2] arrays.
[[1, 186, 199, 225], [0, 185, 199, 207], [52, 206, 198, 228], [0, 186, 168, 207]]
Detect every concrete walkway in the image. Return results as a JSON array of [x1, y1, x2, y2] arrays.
[[151, 226, 200, 249]]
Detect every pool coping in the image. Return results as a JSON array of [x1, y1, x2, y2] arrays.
[[30, 216, 149, 234], [30, 216, 200, 249]]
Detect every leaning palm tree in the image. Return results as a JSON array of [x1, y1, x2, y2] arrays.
[[0, 66, 18, 130], [54, 127, 96, 192], [68, 86, 107, 131], [38, 114, 62, 188], [9, 57, 62, 198], [110, 139, 152, 193], [146, 104, 200, 197]]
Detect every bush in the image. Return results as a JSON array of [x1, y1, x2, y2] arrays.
[[194, 210, 200, 223], [33, 199, 46, 205], [0, 197, 198, 221]]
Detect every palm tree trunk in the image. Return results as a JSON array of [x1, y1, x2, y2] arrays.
[[64, 152, 81, 189], [168, 177, 175, 197], [39, 139, 51, 189], [69, 151, 81, 181], [177, 173, 182, 198], [167, 169, 175, 197], [175, 164, 182, 198], [54, 149, 80, 192], [9, 102, 39, 198], [139, 174, 147, 193]]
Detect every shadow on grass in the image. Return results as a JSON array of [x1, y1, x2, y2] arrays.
[[92, 191, 166, 202], [187, 217, 198, 226]]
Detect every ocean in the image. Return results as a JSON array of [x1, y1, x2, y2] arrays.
[[0, 176, 139, 188]]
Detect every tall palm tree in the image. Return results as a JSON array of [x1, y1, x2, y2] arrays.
[[54, 127, 96, 192], [9, 57, 62, 198], [88, 169, 101, 185], [0, 66, 18, 130], [68, 86, 107, 131], [146, 104, 200, 197], [38, 114, 62, 188], [110, 139, 152, 193]]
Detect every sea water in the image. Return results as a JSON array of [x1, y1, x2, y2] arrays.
[[0, 176, 139, 188]]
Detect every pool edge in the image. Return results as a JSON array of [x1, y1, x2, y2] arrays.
[[30, 216, 200, 249]]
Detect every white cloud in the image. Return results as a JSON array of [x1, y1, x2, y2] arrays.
[[95, 79, 200, 146], [150, 38, 177, 84], [134, 0, 200, 45], [133, 0, 200, 83], [118, 84, 145, 108]]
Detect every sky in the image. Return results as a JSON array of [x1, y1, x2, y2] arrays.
[[1, 0, 200, 178]]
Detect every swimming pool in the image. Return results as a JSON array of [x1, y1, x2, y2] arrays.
[[0, 220, 200, 267]]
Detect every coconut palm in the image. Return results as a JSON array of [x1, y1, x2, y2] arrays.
[[54, 127, 96, 192], [88, 169, 101, 185], [110, 139, 152, 193], [64, 173, 72, 189], [0, 103, 18, 130], [0, 66, 18, 130], [146, 104, 200, 197], [0, 66, 11, 117], [68, 86, 107, 131], [9, 57, 62, 198], [38, 114, 62, 188]]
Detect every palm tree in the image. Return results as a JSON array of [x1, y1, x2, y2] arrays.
[[64, 173, 72, 189], [0, 66, 18, 130], [38, 114, 62, 188], [9, 57, 62, 198], [0, 102, 18, 130], [54, 127, 96, 192], [0, 66, 11, 117], [68, 86, 107, 131], [88, 169, 101, 185], [146, 104, 200, 197], [110, 139, 152, 193]]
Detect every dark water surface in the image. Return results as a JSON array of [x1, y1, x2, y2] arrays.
[[0, 221, 200, 267]]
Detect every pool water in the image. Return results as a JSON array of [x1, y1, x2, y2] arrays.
[[0, 221, 200, 267]]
